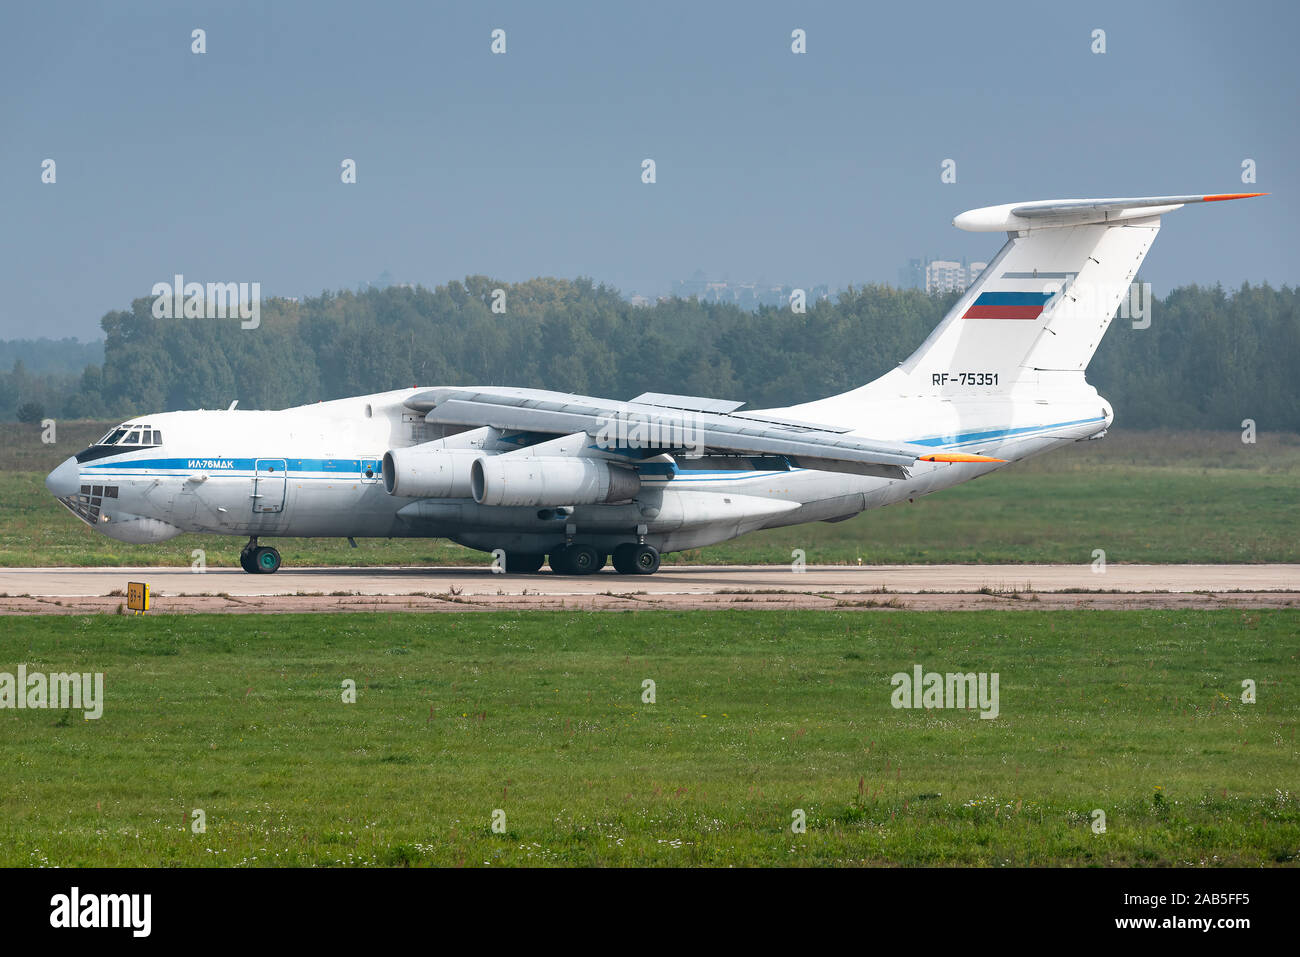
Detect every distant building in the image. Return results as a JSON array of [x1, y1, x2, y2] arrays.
[[666, 270, 831, 310], [898, 258, 925, 290], [905, 258, 989, 294], [357, 269, 395, 293], [926, 260, 966, 294], [357, 269, 414, 293]]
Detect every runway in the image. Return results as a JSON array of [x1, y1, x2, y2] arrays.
[[1, 564, 1296, 614]]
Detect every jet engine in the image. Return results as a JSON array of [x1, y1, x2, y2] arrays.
[[471, 455, 640, 507], [382, 446, 482, 498]]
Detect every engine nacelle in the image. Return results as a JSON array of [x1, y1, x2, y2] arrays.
[[471, 455, 640, 507], [383, 446, 481, 498]]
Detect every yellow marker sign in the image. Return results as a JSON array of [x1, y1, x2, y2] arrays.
[[126, 582, 150, 613]]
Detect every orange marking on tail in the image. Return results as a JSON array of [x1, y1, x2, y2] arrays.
[[918, 452, 1006, 464]]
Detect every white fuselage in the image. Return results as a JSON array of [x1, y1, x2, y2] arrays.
[[47, 380, 1111, 557]]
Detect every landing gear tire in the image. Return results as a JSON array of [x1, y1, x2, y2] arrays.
[[550, 544, 603, 575], [251, 546, 281, 574], [504, 551, 545, 574], [239, 550, 257, 574], [614, 543, 660, 575]]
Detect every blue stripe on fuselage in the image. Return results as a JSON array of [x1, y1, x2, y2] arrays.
[[83, 457, 368, 473], [907, 416, 1104, 448], [79, 417, 1104, 480]]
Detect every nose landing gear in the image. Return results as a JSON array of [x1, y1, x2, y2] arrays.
[[239, 538, 282, 574]]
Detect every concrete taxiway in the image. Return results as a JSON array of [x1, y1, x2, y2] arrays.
[[0, 564, 1295, 614]]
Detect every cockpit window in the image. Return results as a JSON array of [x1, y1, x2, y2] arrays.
[[75, 425, 162, 464], [94, 425, 161, 447]]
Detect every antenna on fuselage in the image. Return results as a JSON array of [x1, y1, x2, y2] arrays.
[[228, 400, 238, 410]]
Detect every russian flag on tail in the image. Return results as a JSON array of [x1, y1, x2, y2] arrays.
[[962, 291, 1054, 320]]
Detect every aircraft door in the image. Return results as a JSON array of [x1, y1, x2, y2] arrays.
[[360, 458, 382, 484], [252, 459, 287, 513]]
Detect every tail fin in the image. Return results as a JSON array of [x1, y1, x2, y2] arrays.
[[897, 193, 1264, 391]]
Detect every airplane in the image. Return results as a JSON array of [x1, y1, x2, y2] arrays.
[[44, 192, 1263, 575]]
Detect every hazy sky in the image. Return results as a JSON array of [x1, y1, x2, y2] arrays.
[[2, 0, 1296, 339]]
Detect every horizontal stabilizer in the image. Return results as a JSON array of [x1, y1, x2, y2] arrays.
[[954, 192, 1265, 232]]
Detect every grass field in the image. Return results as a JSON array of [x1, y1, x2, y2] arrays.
[[1, 609, 1296, 866], [3, 422, 1298, 566]]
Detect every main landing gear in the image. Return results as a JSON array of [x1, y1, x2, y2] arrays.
[[613, 543, 660, 575], [550, 544, 605, 575], [503, 552, 546, 574], [239, 537, 281, 574], [544, 543, 660, 575]]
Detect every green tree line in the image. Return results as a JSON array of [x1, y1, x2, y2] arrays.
[[1, 277, 1296, 430]]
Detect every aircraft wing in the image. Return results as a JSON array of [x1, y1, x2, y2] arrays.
[[405, 387, 1001, 479]]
